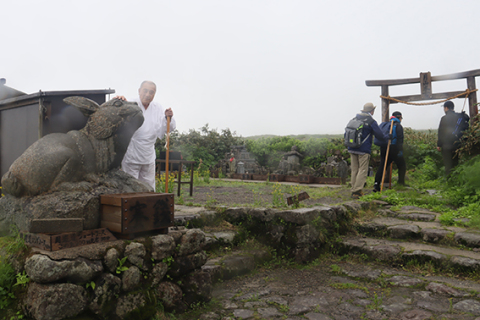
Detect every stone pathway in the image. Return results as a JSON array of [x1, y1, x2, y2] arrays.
[[188, 204, 480, 320], [199, 259, 480, 320], [344, 205, 480, 272]]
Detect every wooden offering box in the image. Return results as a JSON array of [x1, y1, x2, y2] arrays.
[[100, 192, 174, 235]]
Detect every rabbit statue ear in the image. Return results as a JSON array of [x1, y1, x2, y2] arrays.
[[64, 96, 99, 117]]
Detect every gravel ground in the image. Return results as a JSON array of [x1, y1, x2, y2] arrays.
[[180, 184, 354, 208]]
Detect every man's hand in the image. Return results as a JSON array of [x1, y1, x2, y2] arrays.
[[113, 95, 127, 101], [165, 108, 174, 118], [389, 133, 393, 140], [437, 147, 441, 152]]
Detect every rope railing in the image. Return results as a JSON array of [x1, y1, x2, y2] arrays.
[[380, 88, 478, 106]]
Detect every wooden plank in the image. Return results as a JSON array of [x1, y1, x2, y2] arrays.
[[420, 72, 432, 98], [101, 192, 174, 235], [366, 69, 480, 87], [100, 221, 122, 233], [387, 91, 466, 104], [101, 206, 122, 223], [51, 228, 117, 251], [287, 192, 310, 206], [21, 232, 52, 251], [100, 194, 123, 206]]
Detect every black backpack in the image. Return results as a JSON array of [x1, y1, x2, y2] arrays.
[[344, 117, 370, 148], [452, 111, 470, 140]]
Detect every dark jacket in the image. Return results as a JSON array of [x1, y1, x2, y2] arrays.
[[379, 117, 404, 152], [437, 110, 461, 149], [347, 113, 389, 154]]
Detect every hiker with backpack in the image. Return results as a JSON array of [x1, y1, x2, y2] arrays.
[[345, 102, 390, 199], [373, 111, 406, 192], [437, 101, 470, 176]]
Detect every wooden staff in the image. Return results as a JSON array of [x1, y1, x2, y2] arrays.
[[165, 116, 171, 193], [380, 120, 394, 192], [389, 162, 393, 189]]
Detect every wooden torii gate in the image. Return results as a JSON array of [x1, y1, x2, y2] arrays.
[[365, 69, 480, 123]]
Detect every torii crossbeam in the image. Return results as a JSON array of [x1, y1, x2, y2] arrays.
[[366, 69, 480, 122]]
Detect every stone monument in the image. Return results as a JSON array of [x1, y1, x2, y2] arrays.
[[284, 145, 303, 175], [0, 96, 149, 236]]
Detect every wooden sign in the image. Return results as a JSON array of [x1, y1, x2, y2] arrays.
[[101, 192, 174, 235], [287, 192, 310, 206], [420, 72, 432, 98], [21, 228, 117, 251]]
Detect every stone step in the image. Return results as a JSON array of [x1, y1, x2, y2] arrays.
[[356, 216, 480, 250], [339, 236, 480, 273]]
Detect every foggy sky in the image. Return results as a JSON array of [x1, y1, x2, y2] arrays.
[[2, 0, 479, 137]]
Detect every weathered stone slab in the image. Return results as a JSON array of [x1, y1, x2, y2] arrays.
[[364, 244, 402, 261], [387, 224, 420, 239], [263, 295, 289, 306], [125, 242, 146, 269], [25, 254, 103, 283], [178, 229, 206, 256], [381, 303, 409, 313], [455, 232, 480, 248], [415, 299, 449, 313], [450, 256, 480, 270], [421, 228, 451, 243], [122, 266, 141, 292], [221, 254, 255, 280], [29, 218, 84, 233], [398, 309, 433, 320], [257, 307, 283, 318], [275, 207, 327, 225], [426, 282, 468, 297], [88, 273, 121, 316], [151, 234, 176, 260], [396, 213, 436, 221], [388, 276, 424, 287], [343, 269, 382, 280], [453, 299, 480, 315], [402, 250, 446, 263], [304, 313, 332, 320], [288, 295, 329, 315], [355, 222, 387, 235], [233, 309, 255, 319], [25, 283, 88, 320]]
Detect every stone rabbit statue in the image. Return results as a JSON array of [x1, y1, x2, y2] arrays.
[[1, 96, 144, 197]]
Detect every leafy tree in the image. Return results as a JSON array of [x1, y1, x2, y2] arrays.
[[156, 124, 244, 168]]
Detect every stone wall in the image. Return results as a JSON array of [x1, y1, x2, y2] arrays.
[[18, 228, 210, 320], [6, 201, 376, 320]]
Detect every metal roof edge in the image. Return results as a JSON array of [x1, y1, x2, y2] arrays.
[[0, 89, 116, 106]]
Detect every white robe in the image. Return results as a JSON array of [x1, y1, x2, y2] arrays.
[[122, 97, 177, 165]]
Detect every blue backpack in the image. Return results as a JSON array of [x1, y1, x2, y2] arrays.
[[374, 121, 396, 147]]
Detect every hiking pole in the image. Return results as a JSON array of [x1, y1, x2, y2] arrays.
[[380, 119, 394, 192], [165, 116, 171, 193]]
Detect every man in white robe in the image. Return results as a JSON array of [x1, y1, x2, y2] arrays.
[[115, 81, 176, 189]]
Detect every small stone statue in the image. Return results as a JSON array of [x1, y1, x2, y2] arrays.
[[228, 154, 237, 174]]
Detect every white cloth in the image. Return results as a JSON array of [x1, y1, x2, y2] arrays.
[[121, 162, 156, 190], [122, 97, 176, 165]]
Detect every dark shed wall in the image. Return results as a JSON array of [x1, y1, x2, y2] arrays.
[[1, 103, 39, 175], [0, 90, 114, 178]]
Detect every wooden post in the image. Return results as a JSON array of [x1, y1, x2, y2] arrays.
[[467, 76, 478, 119], [381, 85, 390, 123], [165, 117, 171, 193], [177, 162, 183, 197]]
